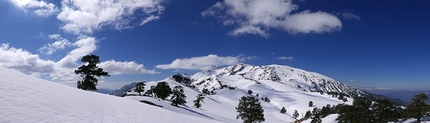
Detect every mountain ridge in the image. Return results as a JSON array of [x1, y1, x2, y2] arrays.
[[183, 63, 405, 105]]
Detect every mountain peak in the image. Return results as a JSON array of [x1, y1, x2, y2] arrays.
[[188, 64, 405, 105]]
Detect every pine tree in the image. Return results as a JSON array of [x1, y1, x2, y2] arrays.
[[153, 82, 172, 100], [371, 99, 397, 122], [133, 82, 146, 96], [293, 109, 299, 119], [193, 93, 205, 108], [402, 93, 430, 122], [236, 96, 265, 123], [309, 101, 313, 107], [336, 97, 372, 123], [74, 54, 109, 90], [248, 90, 253, 95], [171, 86, 186, 106], [305, 110, 312, 119], [280, 107, 286, 114], [144, 85, 155, 96], [202, 88, 209, 95]]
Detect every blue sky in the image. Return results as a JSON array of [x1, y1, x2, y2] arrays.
[[1, 0, 429, 90]]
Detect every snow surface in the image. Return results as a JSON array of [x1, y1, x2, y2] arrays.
[[0, 66, 220, 123], [0, 63, 361, 123], [121, 64, 356, 123]]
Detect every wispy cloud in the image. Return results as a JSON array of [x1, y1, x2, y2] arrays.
[[202, 0, 342, 37], [39, 34, 71, 54], [348, 80, 361, 83], [155, 54, 249, 70], [277, 56, 294, 61], [8, 0, 59, 17], [57, 0, 165, 34], [339, 12, 361, 21]]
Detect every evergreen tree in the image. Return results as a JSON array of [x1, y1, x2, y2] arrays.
[[144, 85, 155, 96], [402, 93, 430, 122], [371, 99, 398, 122], [305, 110, 312, 119], [171, 86, 187, 106], [280, 107, 286, 114], [311, 116, 322, 123], [153, 82, 172, 99], [264, 97, 270, 102], [248, 90, 253, 95], [133, 82, 145, 96], [312, 107, 320, 117], [193, 93, 205, 108], [337, 97, 372, 123], [236, 96, 265, 123], [309, 101, 313, 107], [202, 88, 209, 95], [74, 54, 109, 90], [293, 109, 299, 119]]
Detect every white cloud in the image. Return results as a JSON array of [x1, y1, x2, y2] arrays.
[[5, 0, 167, 82], [0, 43, 55, 74], [8, 0, 58, 16], [277, 56, 294, 60], [140, 15, 160, 26], [57, 0, 165, 34], [155, 54, 248, 70], [100, 60, 159, 75], [230, 26, 269, 37], [0, 39, 157, 81], [39, 34, 72, 54], [202, 0, 342, 37], [340, 12, 361, 21]]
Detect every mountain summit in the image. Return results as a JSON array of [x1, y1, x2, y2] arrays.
[[188, 64, 404, 105], [191, 64, 362, 96]]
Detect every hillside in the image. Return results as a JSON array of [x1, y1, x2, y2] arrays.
[[189, 64, 404, 105], [0, 66, 220, 123], [121, 64, 359, 122]]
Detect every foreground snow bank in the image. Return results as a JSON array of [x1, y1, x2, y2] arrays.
[[0, 67, 220, 123]]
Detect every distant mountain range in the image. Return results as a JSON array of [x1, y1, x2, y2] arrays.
[[359, 87, 430, 104]]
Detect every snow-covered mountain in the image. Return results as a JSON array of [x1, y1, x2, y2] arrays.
[[109, 82, 139, 96], [188, 64, 404, 105], [115, 63, 408, 122], [191, 64, 364, 96]]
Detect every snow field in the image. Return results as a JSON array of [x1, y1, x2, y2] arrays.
[[0, 66, 220, 123]]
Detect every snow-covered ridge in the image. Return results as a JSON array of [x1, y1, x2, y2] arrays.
[[191, 63, 365, 97]]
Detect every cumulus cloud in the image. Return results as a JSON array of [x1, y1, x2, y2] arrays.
[[8, 0, 59, 16], [39, 34, 72, 54], [0, 39, 158, 81], [340, 12, 361, 21], [100, 60, 159, 75], [202, 0, 342, 37], [155, 54, 248, 70], [57, 0, 165, 34], [277, 56, 294, 60], [0, 43, 55, 74]]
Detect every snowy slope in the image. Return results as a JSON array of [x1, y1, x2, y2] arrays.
[[121, 64, 359, 122], [0, 66, 220, 123], [191, 64, 366, 96]]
